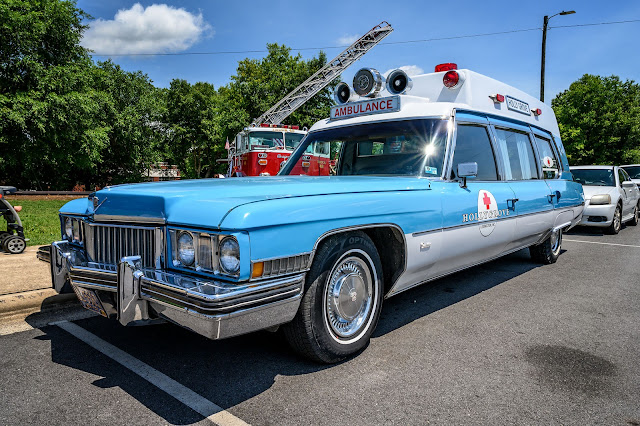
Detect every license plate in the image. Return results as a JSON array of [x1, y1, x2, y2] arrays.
[[73, 286, 107, 317]]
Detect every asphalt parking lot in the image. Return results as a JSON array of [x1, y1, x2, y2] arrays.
[[1, 225, 639, 425]]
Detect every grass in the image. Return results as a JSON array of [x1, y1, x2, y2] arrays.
[[2, 196, 82, 246]]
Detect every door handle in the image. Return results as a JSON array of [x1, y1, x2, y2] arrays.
[[547, 193, 556, 203], [506, 198, 519, 210]]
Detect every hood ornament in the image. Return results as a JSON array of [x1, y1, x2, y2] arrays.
[[92, 196, 107, 213]]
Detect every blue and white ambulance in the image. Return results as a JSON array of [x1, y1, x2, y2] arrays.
[[44, 63, 584, 363]]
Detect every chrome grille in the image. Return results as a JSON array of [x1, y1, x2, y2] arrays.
[[86, 224, 157, 268]]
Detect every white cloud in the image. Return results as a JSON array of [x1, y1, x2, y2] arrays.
[[336, 34, 360, 46], [384, 65, 425, 77], [82, 3, 212, 55]]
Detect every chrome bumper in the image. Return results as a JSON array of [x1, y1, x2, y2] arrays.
[[46, 241, 304, 340]]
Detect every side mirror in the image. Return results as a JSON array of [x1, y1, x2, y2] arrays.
[[457, 162, 478, 188], [622, 181, 636, 188]]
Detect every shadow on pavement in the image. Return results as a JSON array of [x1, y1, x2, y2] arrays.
[[25, 248, 544, 424]]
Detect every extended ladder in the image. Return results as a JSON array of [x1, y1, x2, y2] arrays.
[[251, 21, 393, 126]]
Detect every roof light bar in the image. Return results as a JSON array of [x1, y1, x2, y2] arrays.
[[435, 63, 458, 72]]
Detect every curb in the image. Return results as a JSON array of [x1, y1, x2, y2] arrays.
[[0, 288, 78, 318]]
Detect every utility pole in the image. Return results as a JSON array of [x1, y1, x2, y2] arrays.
[[540, 11, 576, 102]]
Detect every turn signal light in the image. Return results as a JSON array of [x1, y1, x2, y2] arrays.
[[252, 261, 264, 278], [258, 159, 268, 165]]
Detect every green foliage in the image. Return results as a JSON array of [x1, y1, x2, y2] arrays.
[[552, 74, 640, 165], [163, 44, 337, 177]]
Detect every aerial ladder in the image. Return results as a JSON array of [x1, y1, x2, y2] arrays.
[[227, 21, 393, 176]]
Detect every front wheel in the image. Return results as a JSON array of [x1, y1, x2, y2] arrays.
[[529, 228, 562, 264], [283, 231, 383, 363], [605, 204, 622, 234], [3, 235, 26, 254]]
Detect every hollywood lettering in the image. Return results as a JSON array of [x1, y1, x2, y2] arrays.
[[462, 208, 510, 222], [333, 99, 394, 118]]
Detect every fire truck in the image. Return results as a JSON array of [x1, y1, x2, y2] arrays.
[[226, 21, 393, 176]]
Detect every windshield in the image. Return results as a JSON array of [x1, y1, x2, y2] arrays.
[[279, 119, 449, 177], [248, 131, 285, 149], [572, 168, 615, 186], [285, 133, 305, 150], [622, 166, 640, 179]]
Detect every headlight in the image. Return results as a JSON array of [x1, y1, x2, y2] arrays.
[[177, 232, 195, 266], [590, 194, 611, 205], [64, 217, 73, 239], [219, 237, 240, 274]]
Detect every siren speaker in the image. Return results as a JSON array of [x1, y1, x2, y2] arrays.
[[353, 68, 383, 97], [334, 82, 355, 104], [386, 69, 413, 94]]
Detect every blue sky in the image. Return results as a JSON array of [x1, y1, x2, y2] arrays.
[[76, 0, 640, 104]]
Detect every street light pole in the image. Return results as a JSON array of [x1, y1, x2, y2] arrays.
[[540, 10, 575, 102]]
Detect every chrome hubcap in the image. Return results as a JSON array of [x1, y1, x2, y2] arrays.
[[325, 255, 373, 339]]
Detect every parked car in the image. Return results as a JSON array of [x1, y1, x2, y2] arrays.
[[621, 164, 640, 188], [41, 65, 584, 363], [570, 165, 640, 234]]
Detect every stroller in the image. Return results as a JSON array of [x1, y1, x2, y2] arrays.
[[0, 186, 27, 254]]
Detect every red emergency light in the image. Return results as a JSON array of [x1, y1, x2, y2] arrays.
[[260, 123, 270, 128], [435, 63, 457, 72], [443, 71, 460, 88], [292, 125, 299, 130], [490, 94, 505, 103], [532, 108, 542, 116]]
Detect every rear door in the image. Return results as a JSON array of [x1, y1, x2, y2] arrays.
[[488, 118, 553, 248]]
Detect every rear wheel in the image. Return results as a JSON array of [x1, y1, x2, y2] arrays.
[[605, 204, 622, 234], [3, 235, 26, 254], [530, 228, 562, 264], [628, 204, 639, 226], [283, 231, 383, 363]]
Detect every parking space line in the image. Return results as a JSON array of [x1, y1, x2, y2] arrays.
[[54, 321, 249, 426], [563, 239, 640, 249]]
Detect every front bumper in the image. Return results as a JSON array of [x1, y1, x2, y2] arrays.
[[579, 202, 616, 227], [44, 241, 304, 340]]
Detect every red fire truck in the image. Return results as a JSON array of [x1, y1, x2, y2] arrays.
[[231, 124, 307, 176], [225, 22, 393, 176]]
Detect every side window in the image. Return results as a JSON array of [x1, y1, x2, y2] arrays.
[[534, 136, 560, 179], [451, 125, 498, 181], [494, 128, 539, 180], [618, 169, 626, 187]]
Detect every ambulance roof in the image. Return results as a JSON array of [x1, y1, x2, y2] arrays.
[[310, 69, 559, 136]]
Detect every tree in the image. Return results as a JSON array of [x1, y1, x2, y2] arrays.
[[552, 74, 640, 165], [164, 79, 220, 178]]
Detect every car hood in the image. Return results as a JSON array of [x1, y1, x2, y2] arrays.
[[581, 185, 618, 200], [66, 176, 430, 228]]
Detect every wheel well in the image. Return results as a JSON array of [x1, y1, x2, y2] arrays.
[[312, 226, 406, 296]]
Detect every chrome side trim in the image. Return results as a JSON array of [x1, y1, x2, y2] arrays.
[[93, 214, 166, 224]]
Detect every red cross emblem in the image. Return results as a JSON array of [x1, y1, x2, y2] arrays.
[[483, 192, 491, 210]]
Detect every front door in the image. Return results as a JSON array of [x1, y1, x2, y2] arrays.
[[439, 119, 516, 276]]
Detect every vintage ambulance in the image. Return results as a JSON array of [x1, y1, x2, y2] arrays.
[[42, 64, 584, 363]]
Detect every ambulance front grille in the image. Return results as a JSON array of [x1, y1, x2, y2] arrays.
[[86, 224, 157, 268]]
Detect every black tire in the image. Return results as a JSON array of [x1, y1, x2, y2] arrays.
[[604, 204, 622, 234], [628, 203, 639, 226], [529, 228, 562, 264], [3, 235, 26, 254], [282, 231, 384, 363], [0, 231, 11, 247]]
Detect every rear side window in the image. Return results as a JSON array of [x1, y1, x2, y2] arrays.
[[494, 129, 539, 180], [452, 125, 498, 181], [534, 136, 560, 179], [618, 169, 626, 187]]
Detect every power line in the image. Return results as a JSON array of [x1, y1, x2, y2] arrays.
[[88, 19, 640, 57]]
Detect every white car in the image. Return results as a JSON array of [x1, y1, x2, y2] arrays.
[[571, 165, 640, 234]]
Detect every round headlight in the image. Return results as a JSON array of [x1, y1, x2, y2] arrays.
[[219, 237, 240, 274], [64, 217, 73, 239], [177, 232, 195, 266]]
